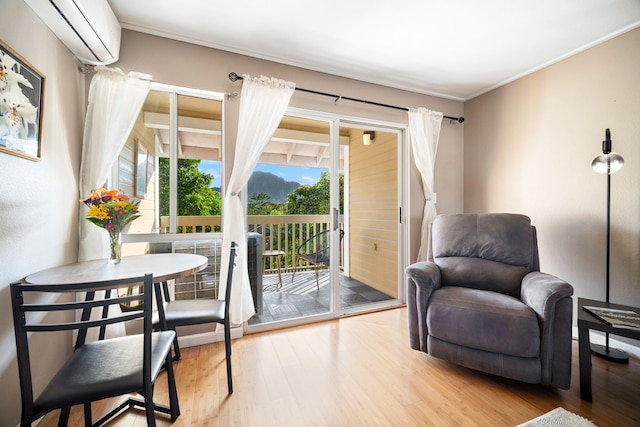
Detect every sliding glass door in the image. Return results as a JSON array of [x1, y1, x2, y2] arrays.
[[247, 111, 405, 332], [338, 123, 402, 315], [247, 114, 341, 330]]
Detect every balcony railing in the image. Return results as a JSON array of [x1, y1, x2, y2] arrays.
[[160, 214, 342, 274]]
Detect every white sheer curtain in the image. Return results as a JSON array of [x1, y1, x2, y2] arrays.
[[221, 75, 295, 325], [78, 66, 151, 262], [408, 108, 443, 261]]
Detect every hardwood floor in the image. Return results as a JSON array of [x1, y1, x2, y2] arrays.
[[37, 307, 640, 426]]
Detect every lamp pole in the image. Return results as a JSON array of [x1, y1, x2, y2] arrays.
[[590, 128, 628, 363]]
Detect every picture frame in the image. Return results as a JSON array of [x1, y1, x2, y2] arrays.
[[135, 139, 148, 198], [0, 40, 45, 161]]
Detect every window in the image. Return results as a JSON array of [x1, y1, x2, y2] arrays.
[[116, 85, 224, 241]]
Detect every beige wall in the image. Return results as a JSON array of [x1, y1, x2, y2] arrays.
[[0, 0, 86, 424], [2, 5, 636, 422], [464, 28, 640, 315], [114, 30, 466, 263], [0, 21, 463, 423]]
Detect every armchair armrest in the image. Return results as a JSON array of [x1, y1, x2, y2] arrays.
[[521, 271, 574, 388], [521, 271, 573, 317], [405, 261, 441, 352]]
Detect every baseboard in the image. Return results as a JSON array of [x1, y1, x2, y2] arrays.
[[572, 326, 640, 359], [177, 325, 243, 348]]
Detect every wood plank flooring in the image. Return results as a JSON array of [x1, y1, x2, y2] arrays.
[[36, 307, 640, 426]]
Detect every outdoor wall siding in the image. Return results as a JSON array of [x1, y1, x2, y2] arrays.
[[349, 130, 399, 297]]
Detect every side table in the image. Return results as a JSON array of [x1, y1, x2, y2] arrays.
[[578, 297, 640, 401], [262, 250, 285, 289]]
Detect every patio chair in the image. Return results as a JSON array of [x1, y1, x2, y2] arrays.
[[292, 229, 344, 289], [153, 241, 238, 394], [10, 274, 179, 427]]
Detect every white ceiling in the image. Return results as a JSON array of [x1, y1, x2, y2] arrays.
[[108, 0, 640, 101]]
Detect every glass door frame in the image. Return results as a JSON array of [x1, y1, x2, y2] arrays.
[[338, 120, 407, 316], [245, 109, 339, 334], [245, 107, 408, 334]]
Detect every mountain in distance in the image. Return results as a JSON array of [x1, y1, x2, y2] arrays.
[[248, 171, 300, 203]]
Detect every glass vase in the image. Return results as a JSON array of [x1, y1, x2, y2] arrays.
[[108, 230, 122, 263]]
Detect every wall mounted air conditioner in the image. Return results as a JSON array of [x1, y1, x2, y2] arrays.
[[24, 0, 121, 65]]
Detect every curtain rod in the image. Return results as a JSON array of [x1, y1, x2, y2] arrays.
[[228, 72, 464, 123]]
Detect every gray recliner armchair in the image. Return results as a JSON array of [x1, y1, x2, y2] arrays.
[[406, 213, 574, 389]]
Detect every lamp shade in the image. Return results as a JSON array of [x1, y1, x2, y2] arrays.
[[592, 128, 624, 174], [591, 152, 624, 174]]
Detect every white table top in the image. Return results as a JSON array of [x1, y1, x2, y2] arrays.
[[25, 253, 208, 285]]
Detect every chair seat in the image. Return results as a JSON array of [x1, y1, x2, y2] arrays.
[[427, 286, 540, 358], [154, 299, 225, 328], [299, 252, 330, 265], [33, 331, 175, 414]]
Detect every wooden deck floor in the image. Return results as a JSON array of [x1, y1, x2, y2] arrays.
[[249, 271, 394, 325]]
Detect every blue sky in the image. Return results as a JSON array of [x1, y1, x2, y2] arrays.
[[199, 160, 327, 187]]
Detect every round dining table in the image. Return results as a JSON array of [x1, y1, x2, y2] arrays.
[[25, 253, 208, 285]]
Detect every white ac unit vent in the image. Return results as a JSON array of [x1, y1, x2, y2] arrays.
[[24, 0, 121, 65]]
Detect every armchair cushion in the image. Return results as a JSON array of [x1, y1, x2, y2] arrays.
[[432, 213, 537, 297], [427, 287, 540, 357]]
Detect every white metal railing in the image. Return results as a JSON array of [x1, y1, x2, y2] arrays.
[[159, 214, 341, 274]]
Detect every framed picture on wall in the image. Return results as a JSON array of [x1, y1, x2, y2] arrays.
[[135, 139, 147, 198], [0, 40, 45, 161]]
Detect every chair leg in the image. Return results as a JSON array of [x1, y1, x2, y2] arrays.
[[164, 351, 181, 420], [224, 321, 233, 394], [144, 386, 157, 427], [83, 403, 92, 427], [291, 256, 297, 282], [172, 328, 181, 361], [276, 255, 283, 289], [57, 407, 71, 427], [314, 265, 320, 290]]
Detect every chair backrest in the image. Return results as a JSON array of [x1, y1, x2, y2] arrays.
[[159, 241, 238, 305], [297, 229, 345, 262], [224, 242, 238, 318], [10, 274, 153, 416], [429, 213, 539, 297]]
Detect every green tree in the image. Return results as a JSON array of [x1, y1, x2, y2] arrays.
[[248, 192, 284, 215], [285, 171, 344, 215], [159, 158, 221, 217]]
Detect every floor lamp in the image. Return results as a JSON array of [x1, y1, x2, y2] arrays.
[[590, 128, 628, 363]]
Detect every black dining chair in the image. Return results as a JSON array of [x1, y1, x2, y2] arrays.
[[153, 241, 238, 394], [291, 229, 344, 289], [10, 273, 180, 427]]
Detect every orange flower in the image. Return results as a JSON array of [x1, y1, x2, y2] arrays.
[[81, 188, 140, 233]]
